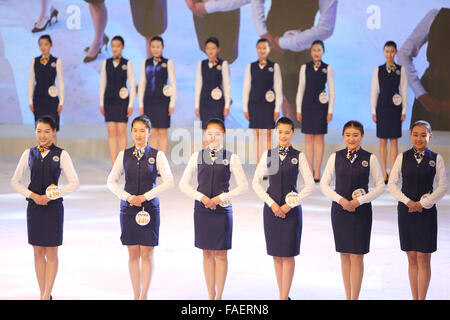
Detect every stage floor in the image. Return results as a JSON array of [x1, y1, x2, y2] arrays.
[[0, 157, 449, 300]]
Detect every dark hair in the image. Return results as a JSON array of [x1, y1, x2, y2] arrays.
[[131, 115, 152, 131], [38, 34, 52, 45], [311, 39, 324, 51], [36, 115, 57, 130], [384, 41, 397, 50], [256, 38, 270, 47], [342, 120, 364, 135], [150, 36, 164, 47], [275, 117, 295, 131], [205, 118, 226, 132], [205, 37, 220, 48], [111, 35, 125, 46], [410, 120, 432, 134]]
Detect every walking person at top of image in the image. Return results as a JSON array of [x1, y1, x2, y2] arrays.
[[296, 40, 335, 183], [179, 118, 248, 300], [320, 120, 384, 300], [371, 41, 408, 184], [32, 0, 59, 33], [195, 37, 231, 140], [252, 117, 315, 300], [107, 115, 174, 300], [10, 116, 80, 300], [138, 36, 177, 162], [251, 0, 337, 123], [397, 8, 450, 131], [28, 34, 64, 145], [99, 35, 136, 166], [243, 38, 282, 178], [388, 120, 448, 300], [83, 0, 109, 63]]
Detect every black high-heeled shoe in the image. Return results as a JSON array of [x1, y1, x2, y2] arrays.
[[84, 34, 109, 53], [32, 8, 58, 33], [83, 48, 102, 63]]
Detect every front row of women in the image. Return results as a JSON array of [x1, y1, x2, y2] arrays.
[[11, 115, 447, 300]]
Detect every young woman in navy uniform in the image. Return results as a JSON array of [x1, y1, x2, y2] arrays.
[[179, 118, 248, 300], [195, 37, 231, 134], [11, 116, 79, 300], [320, 120, 384, 300], [296, 40, 335, 182], [28, 34, 64, 145], [243, 38, 282, 172], [371, 41, 408, 183], [252, 117, 315, 300], [107, 115, 174, 300], [388, 120, 448, 300], [100, 35, 136, 166], [138, 36, 177, 157]]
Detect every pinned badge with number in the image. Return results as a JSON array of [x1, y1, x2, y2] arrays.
[[420, 193, 433, 209], [51, 62, 57, 68], [265, 90, 275, 103], [48, 86, 58, 97], [46, 184, 61, 200], [285, 191, 300, 207], [119, 87, 129, 99], [219, 200, 231, 207], [163, 85, 173, 97], [352, 188, 366, 199], [392, 94, 402, 106], [211, 87, 223, 100], [136, 208, 151, 226], [319, 91, 328, 104]]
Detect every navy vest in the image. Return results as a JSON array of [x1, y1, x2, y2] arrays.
[[266, 146, 300, 205], [401, 148, 437, 202], [144, 57, 169, 99], [121, 145, 159, 209], [196, 148, 232, 198], [105, 57, 129, 101], [249, 60, 275, 105], [377, 63, 401, 107], [333, 148, 371, 204], [302, 61, 328, 106], [200, 58, 224, 103], [33, 55, 57, 98], [27, 144, 63, 203]]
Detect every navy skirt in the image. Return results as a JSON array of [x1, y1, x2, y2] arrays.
[[376, 102, 402, 138], [248, 102, 275, 129], [200, 99, 224, 130], [194, 201, 232, 250], [104, 98, 129, 123], [263, 204, 302, 257], [33, 96, 60, 131], [301, 102, 328, 134], [331, 202, 372, 254], [397, 202, 437, 253], [144, 96, 171, 129], [27, 200, 64, 247], [120, 203, 160, 246]]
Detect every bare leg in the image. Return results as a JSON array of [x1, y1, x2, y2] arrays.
[[389, 138, 398, 176], [214, 250, 228, 300], [280, 257, 295, 300], [127, 245, 141, 300], [340, 253, 351, 300], [304, 134, 315, 176], [313, 134, 325, 180], [266, 129, 272, 150], [106, 122, 118, 166], [139, 246, 154, 300], [281, 96, 296, 120], [86, 3, 107, 58], [149, 128, 159, 150], [203, 250, 216, 300], [379, 138, 388, 181], [33, 246, 46, 299], [406, 251, 419, 300], [417, 252, 431, 300], [146, 37, 152, 59], [42, 247, 58, 300], [254, 129, 261, 165], [53, 133, 57, 146], [117, 122, 128, 154], [35, 0, 49, 28], [349, 254, 364, 300], [273, 256, 283, 299], [159, 129, 169, 155]]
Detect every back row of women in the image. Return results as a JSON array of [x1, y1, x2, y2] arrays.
[[29, 34, 407, 184], [11, 115, 448, 300]]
